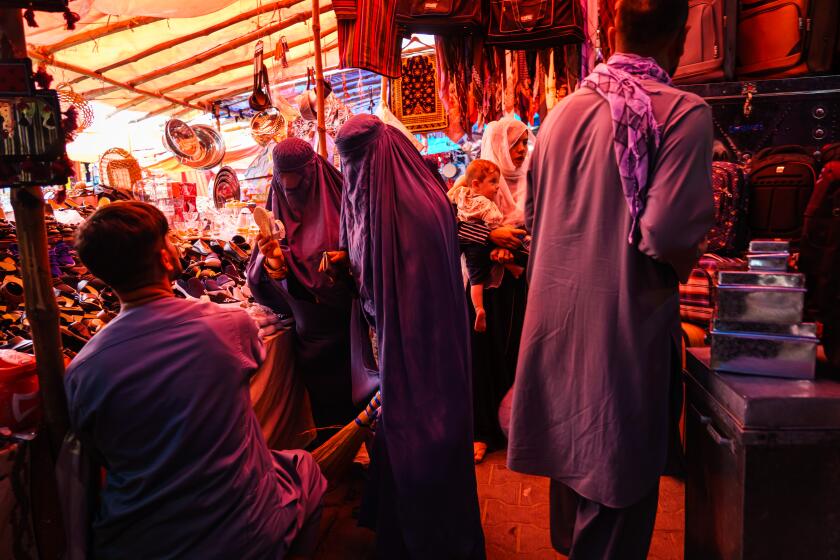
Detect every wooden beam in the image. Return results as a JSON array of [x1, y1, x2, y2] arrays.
[[115, 96, 150, 111], [82, 85, 122, 98], [126, 5, 333, 89], [28, 49, 208, 114], [95, 0, 309, 75], [40, 16, 161, 54], [129, 102, 182, 123], [171, 107, 200, 120], [184, 89, 225, 103], [157, 27, 336, 95]]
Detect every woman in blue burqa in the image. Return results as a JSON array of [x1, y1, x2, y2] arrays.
[[247, 138, 377, 431], [335, 114, 485, 558]]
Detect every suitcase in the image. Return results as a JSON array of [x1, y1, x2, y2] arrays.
[[747, 145, 817, 242], [674, 0, 737, 84], [736, 0, 840, 78], [486, 0, 585, 49], [798, 159, 840, 371], [395, 0, 485, 33], [706, 161, 749, 254]]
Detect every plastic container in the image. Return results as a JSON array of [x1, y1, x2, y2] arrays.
[[0, 350, 40, 432]]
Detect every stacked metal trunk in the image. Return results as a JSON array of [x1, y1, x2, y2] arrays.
[[711, 239, 819, 379]]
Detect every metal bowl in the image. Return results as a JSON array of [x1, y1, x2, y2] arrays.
[[213, 166, 241, 209], [187, 125, 226, 170], [164, 119, 201, 159]]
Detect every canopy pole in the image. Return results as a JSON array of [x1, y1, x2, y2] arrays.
[[312, 0, 328, 158], [2, 9, 69, 559], [10, 187, 69, 455], [2, 9, 69, 460]]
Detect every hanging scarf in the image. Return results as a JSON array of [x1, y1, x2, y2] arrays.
[[581, 52, 672, 243]]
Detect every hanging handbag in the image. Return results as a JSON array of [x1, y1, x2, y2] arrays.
[[395, 0, 485, 33], [487, 0, 585, 49], [706, 161, 750, 255]]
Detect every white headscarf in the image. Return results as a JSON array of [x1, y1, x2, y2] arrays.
[[480, 117, 534, 226]]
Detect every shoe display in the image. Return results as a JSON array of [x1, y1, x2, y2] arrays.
[[0, 219, 256, 360]]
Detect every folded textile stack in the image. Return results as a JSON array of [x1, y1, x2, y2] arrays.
[[711, 240, 819, 379]]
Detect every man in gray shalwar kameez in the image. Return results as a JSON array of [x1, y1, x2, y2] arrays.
[[507, 1, 713, 558]]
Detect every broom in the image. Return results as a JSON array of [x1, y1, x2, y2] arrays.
[[312, 391, 381, 482]]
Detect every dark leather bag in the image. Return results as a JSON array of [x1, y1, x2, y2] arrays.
[[798, 155, 840, 371], [487, 0, 585, 49], [747, 145, 817, 242], [674, 0, 737, 84], [706, 162, 749, 254], [736, 0, 839, 78], [396, 0, 485, 34]]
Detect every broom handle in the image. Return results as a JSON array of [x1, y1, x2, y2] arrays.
[[355, 391, 382, 427]]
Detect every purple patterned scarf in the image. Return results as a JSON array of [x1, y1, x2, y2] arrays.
[[581, 52, 673, 243]]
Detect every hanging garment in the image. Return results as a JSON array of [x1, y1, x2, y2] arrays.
[[338, 0, 402, 78], [389, 54, 448, 133]]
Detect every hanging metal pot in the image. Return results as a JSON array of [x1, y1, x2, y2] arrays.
[[250, 107, 287, 147], [297, 69, 333, 122]]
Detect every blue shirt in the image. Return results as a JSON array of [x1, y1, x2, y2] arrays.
[[65, 297, 307, 559]]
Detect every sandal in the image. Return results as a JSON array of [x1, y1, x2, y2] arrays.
[[474, 441, 488, 464]]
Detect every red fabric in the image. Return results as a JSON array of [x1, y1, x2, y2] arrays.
[[333, 0, 357, 19], [338, 0, 402, 78]]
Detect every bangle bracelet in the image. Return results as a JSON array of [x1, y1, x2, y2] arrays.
[[264, 259, 287, 279]]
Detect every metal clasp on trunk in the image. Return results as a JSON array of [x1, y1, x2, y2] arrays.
[[700, 414, 735, 454]]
